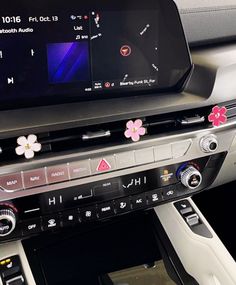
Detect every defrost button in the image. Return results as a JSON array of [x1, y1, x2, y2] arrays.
[[42, 215, 61, 231]]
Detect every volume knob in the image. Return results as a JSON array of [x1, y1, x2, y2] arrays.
[[200, 135, 218, 153], [180, 166, 202, 190], [0, 209, 16, 237]]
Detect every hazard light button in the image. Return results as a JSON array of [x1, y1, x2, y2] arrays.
[[91, 156, 116, 174]]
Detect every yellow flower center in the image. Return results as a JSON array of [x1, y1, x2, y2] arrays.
[[132, 127, 138, 133], [25, 144, 31, 150]]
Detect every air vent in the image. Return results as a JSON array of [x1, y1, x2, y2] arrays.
[[0, 106, 212, 166], [225, 102, 236, 119]]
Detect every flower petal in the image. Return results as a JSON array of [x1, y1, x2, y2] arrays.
[[17, 136, 28, 147], [31, 143, 42, 152], [131, 132, 140, 142], [124, 129, 132, 139], [134, 119, 143, 129], [208, 113, 216, 122], [126, 120, 135, 129], [219, 115, 227, 124], [212, 106, 220, 114], [138, 127, 146, 136], [219, 106, 227, 116], [24, 149, 35, 159], [212, 118, 220, 127], [15, 146, 25, 156], [27, 134, 37, 144]]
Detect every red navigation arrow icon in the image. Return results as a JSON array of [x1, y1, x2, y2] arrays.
[[120, 45, 132, 57]]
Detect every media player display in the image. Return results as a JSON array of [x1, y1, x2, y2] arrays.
[[0, 7, 158, 98], [0, 0, 192, 107]]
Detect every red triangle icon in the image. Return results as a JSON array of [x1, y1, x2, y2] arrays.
[[96, 159, 111, 172]]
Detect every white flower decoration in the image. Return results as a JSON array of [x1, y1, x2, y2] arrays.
[[15, 135, 42, 159]]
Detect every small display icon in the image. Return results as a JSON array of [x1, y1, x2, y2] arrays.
[[120, 45, 132, 57], [105, 82, 111, 88]]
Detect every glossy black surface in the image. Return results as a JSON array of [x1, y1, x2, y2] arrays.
[[23, 211, 198, 285]]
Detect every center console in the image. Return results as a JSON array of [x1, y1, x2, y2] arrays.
[[1, 0, 236, 284]]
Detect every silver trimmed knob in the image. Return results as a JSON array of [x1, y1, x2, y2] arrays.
[[200, 135, 218, 153], [0, 209, 16, 237], [180, 166, 202, 190]]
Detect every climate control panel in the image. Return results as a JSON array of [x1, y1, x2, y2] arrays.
[[0, 153, 226, 242]]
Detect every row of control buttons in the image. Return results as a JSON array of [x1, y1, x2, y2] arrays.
[[0, 140, 191, 192], [3, 142, 191, 193], [21, 188, 170, 236]]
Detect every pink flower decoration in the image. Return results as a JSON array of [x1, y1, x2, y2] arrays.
[[208, 106, 227, 127], [124, 119, 146, 142]]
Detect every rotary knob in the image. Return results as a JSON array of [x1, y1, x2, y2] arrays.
[[180, 166, 202, 190], [0, 209, 16, 237], [200, 135, 218, 153]]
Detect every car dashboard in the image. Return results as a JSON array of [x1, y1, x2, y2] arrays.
[[1, 1, 236, 285]]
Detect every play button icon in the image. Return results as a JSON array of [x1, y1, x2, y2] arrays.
[[120, 45, 132, 57]]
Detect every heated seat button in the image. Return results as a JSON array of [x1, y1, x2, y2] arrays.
[[114, 198, 131, 214], [22, 218, 42, 235], [97, 202, 115, 219], [0, 173, 23, 192], [42, 215, 61, 231], [174, 200, 193, 215], [132, 194, 147, 209], [23, 168, 47, 189], [46, 165, 69, 184], [158, 166, 177, 187]]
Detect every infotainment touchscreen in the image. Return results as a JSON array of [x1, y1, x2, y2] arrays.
[[0, 0, 191, 108]]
